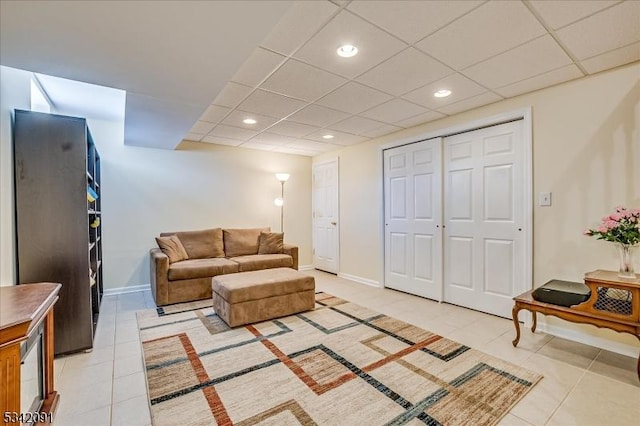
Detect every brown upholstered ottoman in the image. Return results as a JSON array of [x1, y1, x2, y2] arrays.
[[212, 267, 315, 327]]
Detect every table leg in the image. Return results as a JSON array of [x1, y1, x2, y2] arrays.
[[531, 311, 537, 333], [512, 305, 521, 347]]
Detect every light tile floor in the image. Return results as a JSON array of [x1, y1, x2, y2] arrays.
[[53, 270, 640, 425]]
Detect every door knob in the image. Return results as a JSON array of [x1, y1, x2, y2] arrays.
[[331, 221, 337, 225]]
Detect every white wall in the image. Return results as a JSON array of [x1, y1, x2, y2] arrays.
[[315, 62, 640, 352], [86, 118, 312, 290], [0, 66, 32, 286]]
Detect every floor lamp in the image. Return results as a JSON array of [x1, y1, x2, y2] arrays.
[[274, 173, 290, 232]]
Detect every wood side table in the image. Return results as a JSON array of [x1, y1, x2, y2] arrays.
[[512, 270, 640, 380], [0, 283, 61, 425]]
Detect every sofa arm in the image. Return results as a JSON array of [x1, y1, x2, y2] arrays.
[[150, 248, 170, 305], [283, 243, 299, 270]]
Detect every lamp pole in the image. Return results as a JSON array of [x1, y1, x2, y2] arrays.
[[280, 180, 284, 233], [275, 173, 289, 233]]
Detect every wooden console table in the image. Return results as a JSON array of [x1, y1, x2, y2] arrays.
[[0, 283, 61, 425], [512, 270, 640, 380]]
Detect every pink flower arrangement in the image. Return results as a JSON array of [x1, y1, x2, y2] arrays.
[[584, 206, 640, 246]]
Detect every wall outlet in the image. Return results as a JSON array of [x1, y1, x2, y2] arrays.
[[539, 192, 552, 206]]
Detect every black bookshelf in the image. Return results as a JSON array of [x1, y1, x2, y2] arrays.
[[13, 110, 104, 355]]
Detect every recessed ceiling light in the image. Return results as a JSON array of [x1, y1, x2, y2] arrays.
[[322, 134, 335, 139], [434, 89, 452, 98], [337, 44, 358, 58], [243, 118, 257, 124]]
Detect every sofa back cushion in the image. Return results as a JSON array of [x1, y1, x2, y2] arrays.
[[258, 232, 284, 254], [223, 227, 270, 257], [160, 228, 224, 259], [155, 235, 189, 263]]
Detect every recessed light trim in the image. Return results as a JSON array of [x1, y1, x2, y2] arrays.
[[243, 118, 257, 124], [322, 134, 335, 139], [337, 44, 358, 58], [434, 89, 452, 98]]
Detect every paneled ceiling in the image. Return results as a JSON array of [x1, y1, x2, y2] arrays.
[[188, 0, 640, 156], [1, 1, 638, 155]]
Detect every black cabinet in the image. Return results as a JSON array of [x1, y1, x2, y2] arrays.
[[13, 110, 103, 355]]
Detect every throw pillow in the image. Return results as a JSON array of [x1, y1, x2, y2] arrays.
[[155, 235, 189, 263], [258, 232, 284, 254]]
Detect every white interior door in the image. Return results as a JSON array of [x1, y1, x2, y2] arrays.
[[313, 159, 339, 273], [443, 121, 525, 318], [384, 139, 442, 300]]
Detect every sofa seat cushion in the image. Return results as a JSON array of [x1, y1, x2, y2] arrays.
[[168, 258, 239, 281], [161, 228, 224, 259], [229, 254, 293, 272], [213, 267, 315, 304]]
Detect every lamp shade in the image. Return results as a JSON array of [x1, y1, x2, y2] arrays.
[[275, 173, 290, 182], [274, 197, 284, 207]]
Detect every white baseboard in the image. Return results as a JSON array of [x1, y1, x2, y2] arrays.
[[337, 272, 381, 288], [298, 264, 314, 271], [103, 284, 151, 296], [537, 320, 640, 358]]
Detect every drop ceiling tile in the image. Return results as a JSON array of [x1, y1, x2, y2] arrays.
[[285, 139, 337, 151], [261, 59, 347, 102], [402, 73, 488, 109], [316, 82, 392, 114], [261, 1, 339, 55], [360, 98, 429, 123], [581, 42, 640, 74], [201, 136, 243, 147], [360, 123, 403, 138], [495, 64, 584, 98], [212, 82, 253, 108], [274, 147, 320, 156], [528, 0, 621, 30], [250, 132, 298, 146], [555, 1, 640, 60], [329, 115, 386, 135], [463, 35, 573, 89], [184, 133, 204, 142], [348, 0, 483, 44], [294, 10, 407, 79], [267, 120, 320, 138], [416, 1, 546, 70], [209, 124, 259, 141], [436, 92, 502, 116], [287, 104, 350, 127], [394, 111, 446, 128], [238, 90, 307, 119], [239, 141, 276, 151], [199, 104, 231, 123], [189, 120, 216, 135], [221, 110, 279, 131], [305, 129, 368, 146], [231, 47, 286, 87], [356, 48, 452, 96]]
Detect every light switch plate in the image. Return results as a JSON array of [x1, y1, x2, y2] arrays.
[[539, 192, 552, 206]]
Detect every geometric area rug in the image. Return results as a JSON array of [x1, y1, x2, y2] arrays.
[[136, 293, 542, 426]]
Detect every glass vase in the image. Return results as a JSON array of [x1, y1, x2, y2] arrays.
[[617, 244, 637, 279]]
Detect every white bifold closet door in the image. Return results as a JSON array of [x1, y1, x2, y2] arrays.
[[384, 138, 443, 300], [443, 120, 525, 318]]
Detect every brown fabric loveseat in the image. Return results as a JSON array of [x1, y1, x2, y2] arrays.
[[150, 227, 298, 306]]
